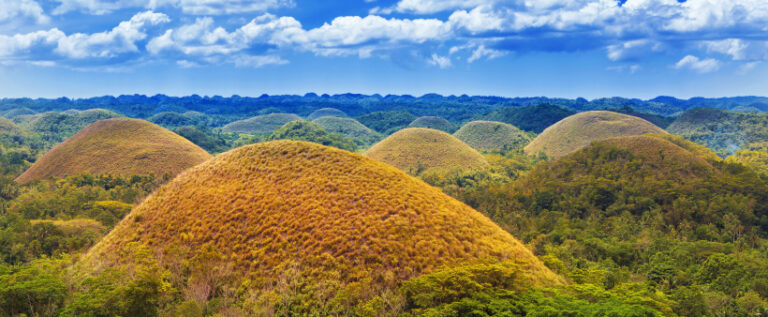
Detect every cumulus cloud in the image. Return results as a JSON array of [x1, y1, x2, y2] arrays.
[[0, 0, 49, 24], [674, 55, 721, 73], [52, 0, 293, 15], [427, 53, 451, 68]]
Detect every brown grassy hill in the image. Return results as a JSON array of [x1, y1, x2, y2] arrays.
[[15, 118, 212, 183], [364, 128, 489, 174], [221, 113, 302, 134], [524, 111, 666, 159], [454, 120, 533, 151], [407, 116, 456, 133], [84, 140, 560, 306]]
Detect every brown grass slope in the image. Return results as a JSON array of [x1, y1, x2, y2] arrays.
[[222, 113, 303, 134], [85, 141, 560, 289], [364, 128, 489, 173], [15, 118, 212, 183], [454, 120, 533, 151], [524, 111, 667, 159]]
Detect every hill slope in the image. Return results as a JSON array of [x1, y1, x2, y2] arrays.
[[481, 104, 576, 133], [365, 128, 489, 173], [667, 107, 768, 156], [84, 141, 560, 307], [407, 116, 456, 133], [454, 120, 533, 151], [15, 118, 212, 183], [221, 113, 302, 134], [307, 107, 347, 120], [312, 116, 382, 146], [524, 111, 666, 159]]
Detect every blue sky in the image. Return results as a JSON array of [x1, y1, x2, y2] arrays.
[[1, 0, 767, 99]]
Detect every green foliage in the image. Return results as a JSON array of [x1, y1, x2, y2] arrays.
[[480, 104, 575, 133], [268, 120, 358, 152], [0, 256, 69, 317], [356, 110, 417, 134], [668, 107, 768, 156], [312, 116, 383, 147], [148, 111, 200, 129], [175, 125, 230, 153], [17, 109, 122, 146], [407, 116, 457, 133]]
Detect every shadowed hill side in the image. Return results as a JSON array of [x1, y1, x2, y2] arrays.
[[524, 111, 667, 159], [408, 116, 456, 133], [307, 107, 347, 120], [15, 118, 212, 183], [454, 120, 533, 151], [364, 128, 489, 174], [221, 113, 302, 134], [84, 140, 561, 308]]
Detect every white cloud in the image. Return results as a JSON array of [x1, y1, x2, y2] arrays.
[[674, 55, 721, 73], [386, 0, 492, 15], [0, 0, 49, 24], [52, 0, 293, 15], [427, 53, 451, 68], [468, 44, 505, 62], [233, 54, 288, 68]]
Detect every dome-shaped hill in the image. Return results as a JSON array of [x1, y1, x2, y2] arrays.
[[0, 117, 22, 135], [84, 141, 560, 301], [364, 128, 489, 173], [148, 111, 200, 128], [15, 118, 212, 184], [307, 107, 347, 120], [408, 116, 456, 133], [524, 111, 666, 159], [312, 116, 382, 146], [2, 107, 36, 118], [221, 113, 302, 134], [454, 121, 533, 151]]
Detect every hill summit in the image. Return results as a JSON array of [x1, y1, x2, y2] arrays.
[[364, 128, 489, 173], [15, 118, 212, 183], [454, 120, 532, 151], [85, 141, 560, 307], [524, 111, 666, 159]]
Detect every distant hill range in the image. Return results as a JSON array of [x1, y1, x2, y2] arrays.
[[3, 94, 767, 125]]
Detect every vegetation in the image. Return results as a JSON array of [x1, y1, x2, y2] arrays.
[[15, 118, 212, 183], [147, 112, 200, 129], [83, 141, 559, 314], [266, 120, 358, 152], [480, 104, 576, 133], [454, 121, 534, 152], [407, 116, 456, 133], [15, 109, 122, 146], [356, 110, 417, 134], [668, 107, 768, 156], [174, 125, 230, 154], [221, 113, 302, 134], [312, 116, 383, 147], [524, 111, 666, 159], [307, 108, 347, 120], [365, 128, 489, 174]]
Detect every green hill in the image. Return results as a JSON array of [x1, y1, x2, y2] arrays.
[[307, 107, 347, 120], [365, 128, 489, 174], [1, 107, 36, 118], [480, 104, 576, 133], [356, 110, 417, 134], [407, 116, 456, 133], [221, 113, 302, 134], [524, 111, 667, 159], [147, 112, 200, 129], [453, 120, 533, 151], [268, 120, 358, 151], [667, 107, 768, 156], [18, 109, 123, 145], [312, 116, 383, 146], [15, 118, 212, 183], [84, 140, 560, 313]]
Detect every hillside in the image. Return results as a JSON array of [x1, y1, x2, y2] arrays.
[[15, 118, 212, 183], [364, 128, 489, 173], [16, 109, 123, 145], [454, 121, 533, 151], [312, 116, 382, 146], [1, 107, 36, 118], [480, 104, 576, 133], [667, 107, 768, 156], [221, 113, 302, 134], [0, 117, 22, 135], [307, 107, 347, 120], [407, 116, 456, 133], [267, 120, 358, 151], [84, 140, 560, 311], [356, 110, 417, 134], [147, 112, 200, 128], [524, 111, 666, 159]]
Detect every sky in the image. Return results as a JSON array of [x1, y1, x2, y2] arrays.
[[0, 0, 767, 99]]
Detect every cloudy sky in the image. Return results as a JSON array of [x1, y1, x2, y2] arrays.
[[0, 0, 767, 98]]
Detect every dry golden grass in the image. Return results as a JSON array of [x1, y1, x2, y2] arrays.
[[30, 219, 106, 235], [364, 128, 489, 174], [454, 120, 533, 151], [85, 140, 560, 291], [524, 111, 667, 159], [15, 118, 212, 184]]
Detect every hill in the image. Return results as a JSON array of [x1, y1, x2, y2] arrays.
[[17, 109, 123, 145], [524, 111, 666, 159], [0, 117, 22, 135], [1, 107, 36, 118], [221, 113, 301, 134], [407, 116, 456, 133], [15, 118, 212, 183], [267, 120, 358, 152], [312, 116, 383, 146], [364, 128, 489, 174], [453, 121, 533, 151], [307, 107, 347, 120], [147, 112, 200, 129], [356, 110, 417, 134], [667, 107, 768, 156], [480, 104, 576, 133], [84, 140, 560, 311]]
